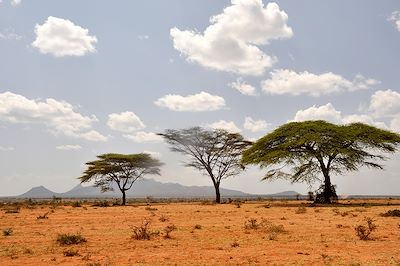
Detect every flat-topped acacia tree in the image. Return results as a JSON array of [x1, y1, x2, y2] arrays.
[[158, 127, 252, 203], [241, 121, 400, 203], [79, 153, 163, 205]]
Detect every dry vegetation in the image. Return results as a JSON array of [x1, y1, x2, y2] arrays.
[[1, 199, 400, 265]]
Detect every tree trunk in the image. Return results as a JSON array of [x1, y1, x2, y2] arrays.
[[323, 173, 332, 204], [214, 183, 221, 204], [122, 190, 126, 206]]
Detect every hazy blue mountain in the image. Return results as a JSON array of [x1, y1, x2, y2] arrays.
[[19, 185, 61, 198]]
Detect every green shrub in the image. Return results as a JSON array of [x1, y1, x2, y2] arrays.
[[131, 219, 159, 240], [57, 233, 87, 245]]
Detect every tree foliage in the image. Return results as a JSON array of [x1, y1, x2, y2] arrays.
[[158, 127, 252, 203], [79, 153, 163, 205], [242, 121, 400, 203]]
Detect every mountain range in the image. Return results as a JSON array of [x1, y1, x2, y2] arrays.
[[16, 178, 301, 199]]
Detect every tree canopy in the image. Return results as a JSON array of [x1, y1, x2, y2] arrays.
[[158, 127, 252, 203], [79, 153, 163, 205], [242, 120, 400, 203]]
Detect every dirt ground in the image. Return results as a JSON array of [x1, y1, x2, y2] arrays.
[[1, 199, 400, 265]]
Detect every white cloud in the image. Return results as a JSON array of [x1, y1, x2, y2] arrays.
[[390, 117, 400, 132], [137, 35, 149, 40], [262, 69, 379, 96], [56, 145, 82, 151], [388, 11, 400, 31], [369, 89, 400, 117], [243, 117, 268, 132], [229, 78, 257, 96], [123, 131, 163, 143], [170, 0, 292, 76], [0, 91, 107, 141], [11, 0, 21, 6], [107, 111, 145, 133], [154, 91, 225, 112], [143, 150, 161, 159], [0, 146, 14, 151], [0, 29, 22, 41], [292, 103, 387, 129], [207, 120, 241, 133], [32, 16, 97, 57], [293, 103, 342, 123]]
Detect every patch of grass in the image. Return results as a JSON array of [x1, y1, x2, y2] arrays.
[[381, 209, 400, 217], [91, 201, 109, 207], [355, 217, 377, 240], [63, 249, 80, 257], [57, 233, 87, 245], [3, 228, 13, 236], [295, 206, 307, 214], [131, 219, 159, 240], [4, 207, 20, 214], [36, 212, 49, 219], [163, 224, 177, 239]]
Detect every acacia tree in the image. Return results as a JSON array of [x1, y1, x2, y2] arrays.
[[79, 153, 163, 205], [242, 121, 400, 203], [158, 127, 252, 203]]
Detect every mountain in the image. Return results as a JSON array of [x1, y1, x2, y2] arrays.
[[19, 185, 61, 198], [269, 191, 301, 197], [18, 179, 252, 198]]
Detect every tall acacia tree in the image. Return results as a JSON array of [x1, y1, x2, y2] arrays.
[[159, 127, 252, 203], [79, 153, 163, 205], [242, 121, 400, 203]]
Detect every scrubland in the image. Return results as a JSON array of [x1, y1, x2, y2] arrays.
[[1, 199, 400, 265]]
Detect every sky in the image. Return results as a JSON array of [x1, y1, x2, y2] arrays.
[[1, 0, 400, 197]]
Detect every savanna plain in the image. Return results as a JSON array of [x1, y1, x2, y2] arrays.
[[1, 199, 400, 265]]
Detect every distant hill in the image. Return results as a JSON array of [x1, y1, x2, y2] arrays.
[[18, 179, 254, 199]]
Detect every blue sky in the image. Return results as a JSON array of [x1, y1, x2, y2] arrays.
[[1, 0, 400, 196]]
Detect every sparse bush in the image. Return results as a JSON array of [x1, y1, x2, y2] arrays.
[[159, 215, 169, 222], [381, 209, 400, 217], [244, 218, 260, 230], [194, 224, 202, 230], [231, 240, 239, 247], [71, 201, 82, 208], [63, 249, 80, 257], [295, 206, 307, 214], [163, 224, 177, 239], [37, 212, 49, 219], [3, 228, 13, 236], [57, 233, 87, 245], [92, 201, 109, 207], [355, 217, 377, 240], [131, 219, 159, 240], [4, 206, 20, 214]]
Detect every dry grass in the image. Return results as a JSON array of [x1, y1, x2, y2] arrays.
[[0, 199, 399, 265]]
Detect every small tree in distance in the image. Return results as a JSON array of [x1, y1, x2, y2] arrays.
[[242, 121, 400, 203], [79, 153, 163, 205], [158, 127, 252, 203]]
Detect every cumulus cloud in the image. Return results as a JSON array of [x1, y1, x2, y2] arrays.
[[170, 0, 292, 76], [0, 91, 107, 141], [56, 144, 82, 151], [292, 103, 387, 129], [390, 117, 400, 132], [32, 16, 97, 57], [243, 117, 269, 132], [229, 78, 257, 96], [107, 111, 145, 133], [154, 91, 225, 112], [207, 120, 241, 133], [261, 70, 379, 96], [388, 11, 400, 31], [369, 89, 400, 117], [123, 131, 163, 143]]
